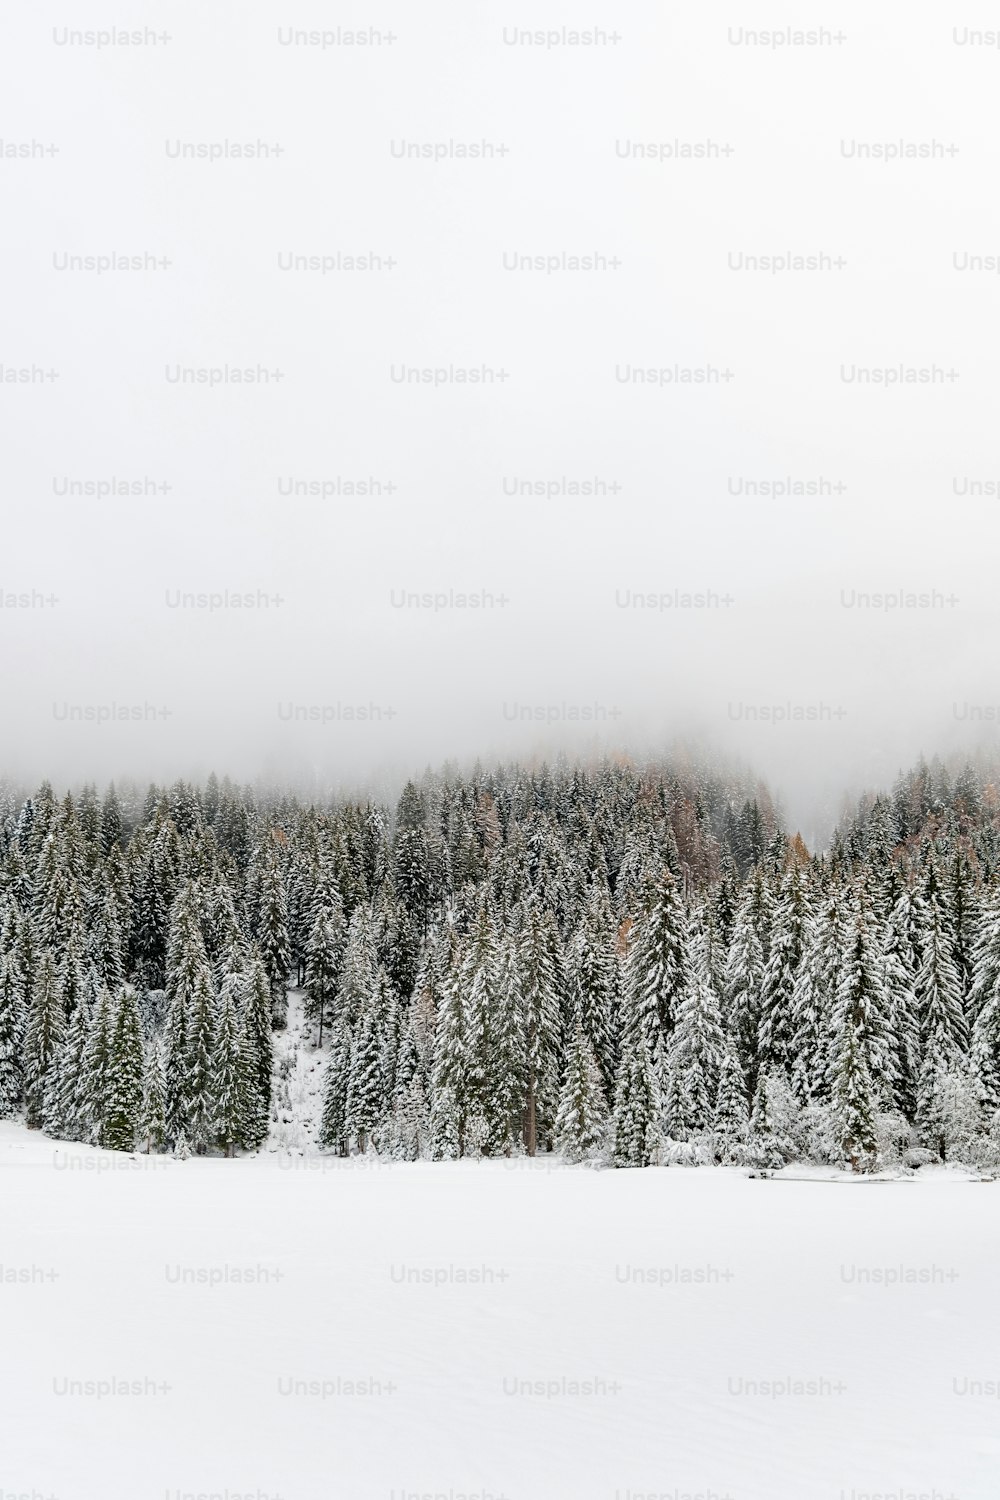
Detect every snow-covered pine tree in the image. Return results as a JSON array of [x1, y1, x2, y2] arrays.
[[344, 977, 388, 1152], [0, 954, 24, 1117], [555, 1022, 607, 1162], [304, 907, 344, 1047], [713, 1041, 750, 1157], [184, 964, 216, 1153], [44, 991, 90, 1141], [102, 985, 144, 1152], [723, 869, 770, 1099], [915, 893, 969, 1128], [828, 916, 882, 1170], [666, 926, 725, 1136], [565, 893, 619, 1093], [82, 986, 114, 1144], [140, 1036, 168, 1152], [758, 865, 809, 1073], [256, 848, 291, 1027], [22, 949, 65, 1128], [429, 940, 468, 1159], [242, 951, 274, 1129], [211, 982, 243, 1156], [611, 1030, 661, 1168], [518, 900, 563, 1155], [620, 871, 689, 1057], [486, 936, 525, 1155], [319, 1018, 353, 1155]]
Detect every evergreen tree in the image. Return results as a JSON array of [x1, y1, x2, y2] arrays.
[[555, 1023, 607, 1162], [319, 1019, 353, 1154], [211, 984, 244, 1156], [611, 1031, 661, 1168], [22, 950, 65, 1128], [257, 850, 291, 1026], [0, 954, 24, 1116], [140, 1037, 168, 1152], [82, 987, 114, 1144], [102, 985, 144, 1151], [667, 928, 725, 1134], [304, 908, 343, 1047]]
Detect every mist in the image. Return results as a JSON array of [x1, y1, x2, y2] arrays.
[[4, 1, 999, 844]]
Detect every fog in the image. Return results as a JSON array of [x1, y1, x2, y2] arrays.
[[4, 1, 999, 844]]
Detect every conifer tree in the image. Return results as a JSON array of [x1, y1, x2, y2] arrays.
[[0, 954, 24, 1117], [102, 985, 144, 1151], [242, 952, 275, 1125], [724, 869, 771, 1098], [211, 984, 244, 1156], [44, 991, 90, 1141], [828, 918, 882, 1170], [344, 1011, 383, 1153], [140, 1037, 168, 1153], [555, 1023, 607, 1162], [82, 987, 114, 1144], [519, 901, 563, 1154], [185, 966, 216, 1153], [713, 1042, 750, 1155], [620, 872, 689, 1056], [667, 928, 726, 1134], [915, 899, 968, 1123], [304, 909, 343, 1047], [319, 1019, 352, 1154], [429, 945, 468, 1158], [257, 850, 291, 1026], [758, 867, 809, 1071], [611, 1031, 661, 1168], [22, 950, 65, 1128]]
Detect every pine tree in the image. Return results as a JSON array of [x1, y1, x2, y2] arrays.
[[185, 965, 216, 1153], [238, 1013, 269, 1151], [519, 901, 563, 1154], [667, 928, 725, 1134], [611, 1031, 661, 1168], [140, 1037, 168, 1152], [319, 1019, 352, 1154], [344, 974, 390, 1151], [724, 870, 770, 1099], [566, 898, 619, 1092], [304, 908, 344, 1048], [82, 987, 114, 1144], [211, 984, 244, 1156], [257, 850, 291, 1026], [713, 1043, 750, 1155], [430, 940, 468, 1158], [555, 1023, 607, 1162], [915, 898, 968, 1124], [758, 866, 809, 1072], [0, 954, 24, 1116], [242, 952, 274, 1131], [620, 872, 689, 1056], [102, 985, 144, 1152], [486, 937, 526, 1154], [44, 992, 90, 1141], [828, 917, 882, 1170], [22, 950, 65, 1128]]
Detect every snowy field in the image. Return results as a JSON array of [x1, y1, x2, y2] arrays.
[[2, 1123, 998, 1500]]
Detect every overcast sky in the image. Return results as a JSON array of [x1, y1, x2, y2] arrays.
[[3, 0, 1000, 841]]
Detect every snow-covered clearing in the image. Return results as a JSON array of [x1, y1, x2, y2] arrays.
[[1, 1119, 997, 1500]]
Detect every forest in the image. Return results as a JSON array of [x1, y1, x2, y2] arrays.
[[0, 751, 997, 1172]]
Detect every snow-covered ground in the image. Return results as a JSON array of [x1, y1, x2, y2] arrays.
[[2, 1117, 998, 1500]]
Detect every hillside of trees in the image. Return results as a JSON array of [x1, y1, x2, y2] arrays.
[[2, 751, 1000, 1171]]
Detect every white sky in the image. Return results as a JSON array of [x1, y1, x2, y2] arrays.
[[3, 0, 1000, 840]]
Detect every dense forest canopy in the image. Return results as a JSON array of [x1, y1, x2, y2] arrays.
[[2, 747, 1000, 1171]]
